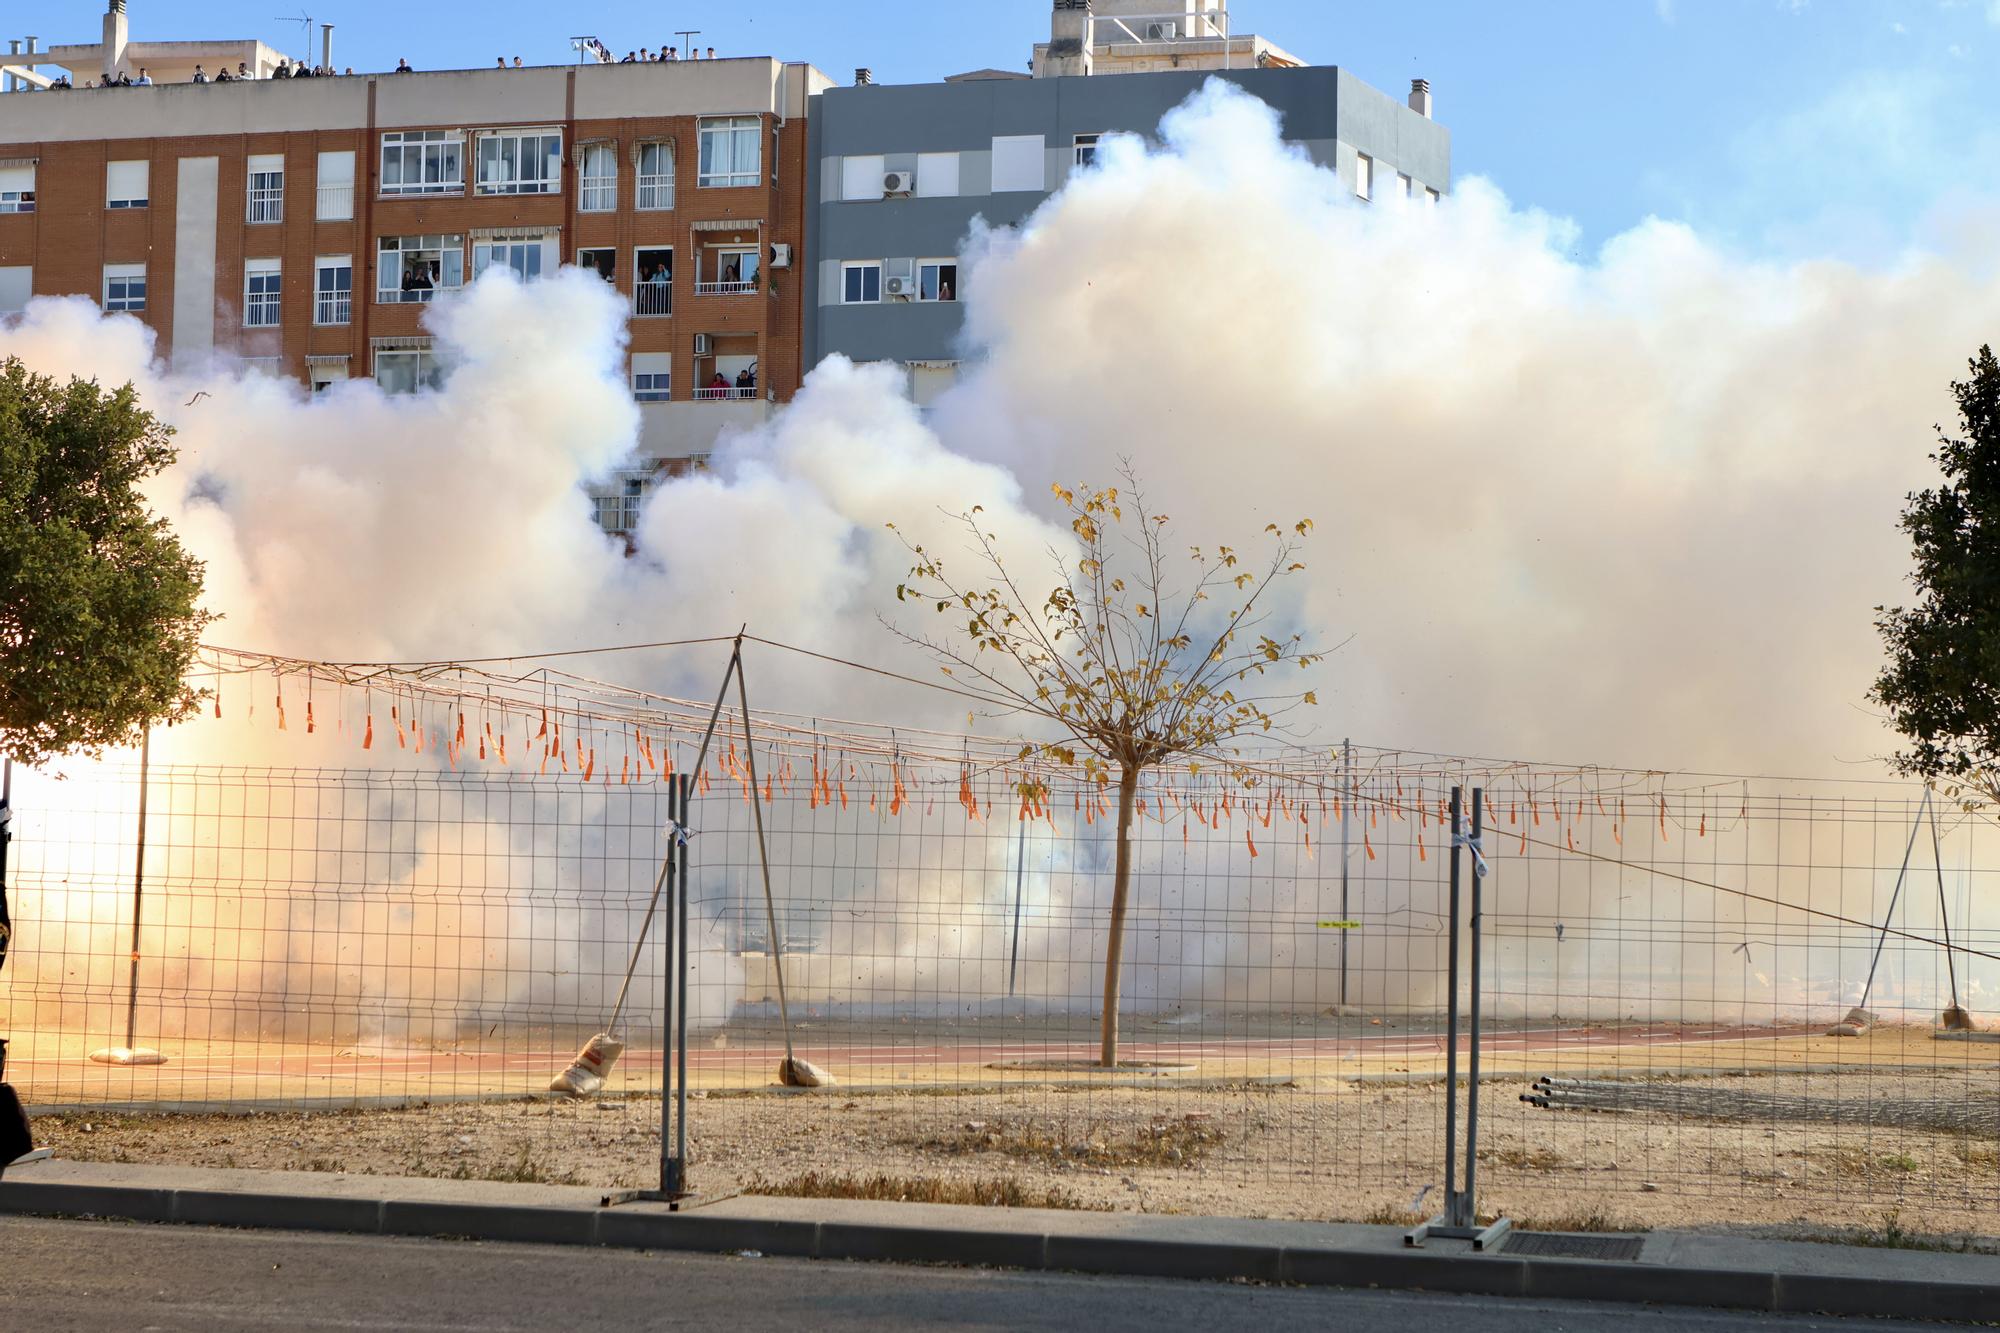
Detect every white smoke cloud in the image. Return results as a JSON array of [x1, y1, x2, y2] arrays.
[[6, 78, 1998, 1044]]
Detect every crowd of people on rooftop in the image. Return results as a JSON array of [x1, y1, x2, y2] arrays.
[[24, 42, 726, 91]]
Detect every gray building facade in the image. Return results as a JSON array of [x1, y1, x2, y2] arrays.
[[804, 64, 1450, 396]]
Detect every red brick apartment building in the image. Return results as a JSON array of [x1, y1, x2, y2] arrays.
[[0, 53, 833, 501]]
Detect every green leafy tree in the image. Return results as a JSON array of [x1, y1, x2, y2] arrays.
[[0, 357, 213, 767], [1873, 345, 2000, 805], [890, 470, 1320, 1066]]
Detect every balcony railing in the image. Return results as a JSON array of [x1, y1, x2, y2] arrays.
[[315, 291, 352, 326], [634, 284, 673, 317], [579, 178, 616, 212], [694, 385, 758, 401], [695, 279, 757, 296], [0, 195, 34, 214], [248, 186, 283, 223], [636, 173, 674, 210], [595, 493, 645, 536], [316, 182, 353, 220]]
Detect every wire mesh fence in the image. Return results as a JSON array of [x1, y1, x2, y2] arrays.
[[2, 741, 1996, 1233]]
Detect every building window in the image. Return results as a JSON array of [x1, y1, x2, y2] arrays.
[[577, 247, 617, 285], [841, 154, 885, 202], [578, 143, 616, 212], [637, 142, 674, 209], [632, 352, 671, 403], [990, 135, 1044, 193], [0, 163, 34, 214], [247, 154, 284, 223], [918, 260, 957, 302], [317, 149, 354, 220], [309, 362, 348, 393], [699, 247, 758, 295], [472, 236, 550, 282], [1355, 153, 1372, 201], [842, 261, 881, 305], [106, 159, 149, 208], [594, 470, 652, 535], [1073, 133, 1100, 167], [634, 247, 673, 316], [1426, 186, 1440, 206], [103, 263, 146, 312], [380, 131, 464, 196], [315, 256, 352, 326], [476, 130, 562, 195], [0, 266, 32, 314], [1397, 171, 1412, 200], [374, 344, 443, 395], [244, 259, 281, 327], [378, 234, 464, 302], [697, 116, 760, 188], [915, 151, 958, 198]]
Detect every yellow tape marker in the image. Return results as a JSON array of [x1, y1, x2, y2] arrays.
[[1316, 920, 1361, 929]]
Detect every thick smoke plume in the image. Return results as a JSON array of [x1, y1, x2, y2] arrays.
[[4, 80, 1996, 1042]]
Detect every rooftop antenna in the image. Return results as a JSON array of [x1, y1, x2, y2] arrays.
[[674, 29, 699, 58], [273, 9, 312, 59]]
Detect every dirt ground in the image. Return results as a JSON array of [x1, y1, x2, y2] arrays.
[[26, 1070, 2000, 1245]]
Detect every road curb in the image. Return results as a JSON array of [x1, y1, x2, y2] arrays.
[[1, 1166, 1994, 1320]]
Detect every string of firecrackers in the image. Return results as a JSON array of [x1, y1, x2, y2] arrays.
[[197, 645, 1786, 854]]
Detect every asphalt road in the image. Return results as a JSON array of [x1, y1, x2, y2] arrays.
[[0, 1216, 1940, 1332]]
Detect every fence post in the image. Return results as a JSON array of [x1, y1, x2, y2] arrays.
[[1407, 785, 1510, 1249], [90, 729, 165, 1066], [1339, 738, 1351, 1010], [674, 770, 692, 1184], [660, 772, 680, 1195]]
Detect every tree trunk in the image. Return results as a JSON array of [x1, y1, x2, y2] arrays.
[[1099, 762, 1140, 1067]]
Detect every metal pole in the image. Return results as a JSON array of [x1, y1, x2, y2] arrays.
[[674, 771, 691, 1181], [1008, 818, 1026, 998], [732, 642, 796, 1066], [1442, 784, 1462, 1224], [658, 769, 678, 1195], [1462, 787, 1485, 1223], [122, 729, 150, 1051], [1860, 788, 1930, 1011], [1339, 739, 1351, 1009], [1929, 798, 1960, 1008]]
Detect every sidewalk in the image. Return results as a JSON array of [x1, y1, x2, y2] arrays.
[[2, 1156, 1994, 1321]]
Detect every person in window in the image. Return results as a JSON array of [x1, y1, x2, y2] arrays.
[[648, 264, 670, 287], [215, 67, 232, 82], [273, 60, 291, 79], [394, 58, 413, 73], [734, 365, 755, 395], [238, 61, 252, 79], [135, 68, 153, 85], [722, 258, 740, 284], [706, 371, 730, 397], [939, 276, 954, 301], [191, 65, 208, 83]]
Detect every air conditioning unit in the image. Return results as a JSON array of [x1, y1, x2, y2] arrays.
[[1145, 19, 1178, 39], [692, 333, 714, 356], [884, 275, 915, 298], [769, 242, 792, 269], [882, 170, 914, 196]]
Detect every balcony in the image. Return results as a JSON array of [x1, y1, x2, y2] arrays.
[[316, 182, 353, 221], [315, 291, 352, 326], [635, 284, 673, 318], [248, 186, 284, 224], [694, 384, 758, 401], [695, 279, 757, 296], [636, 173, 674, 211]]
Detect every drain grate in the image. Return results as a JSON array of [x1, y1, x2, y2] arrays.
[[1503, 1231, 1645, 1261]]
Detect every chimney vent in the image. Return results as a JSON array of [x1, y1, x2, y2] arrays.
[[1409, 77, 1432, 119], [853, 67, 873, 85], [320, 22, 334, 70]]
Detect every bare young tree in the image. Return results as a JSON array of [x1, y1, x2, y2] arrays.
[[889, 470, 1321, 1066]]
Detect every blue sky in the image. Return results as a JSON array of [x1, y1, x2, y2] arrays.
[[21, 1, 2000, 259]]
